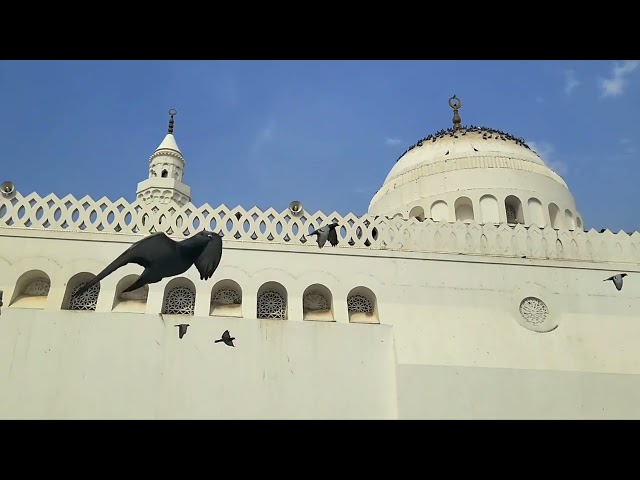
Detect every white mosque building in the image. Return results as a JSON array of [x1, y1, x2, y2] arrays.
[[0, 97, 638, 420]]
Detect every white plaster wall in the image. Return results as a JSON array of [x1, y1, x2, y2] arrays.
[[1, 221, 639, 419], [396, 365, 640, 419], [0, 309, 397, 420]]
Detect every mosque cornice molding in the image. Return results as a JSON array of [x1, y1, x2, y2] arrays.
[[149, 149, 184, 163]]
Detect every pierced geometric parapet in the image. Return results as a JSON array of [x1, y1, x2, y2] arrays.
[[347, 294, 373, 314], [257, 290, 286, 320], [68, 282, 100, 311], [519, 297, 549, 325], [162, 286, 195, 315], [2, 191, 640, 265], [22, 277, 50, 296], [303, 292, 329, 311], [212, 288, 241, 305]]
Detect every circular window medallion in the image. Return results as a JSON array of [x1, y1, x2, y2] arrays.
[[519, 297, 549, 325], [516, 296, 557, 333]]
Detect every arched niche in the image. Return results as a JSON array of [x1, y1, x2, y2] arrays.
[[430, 200, 448, 222], [10, 269, 51, 309], [505, 195, 524, 224], [479, 194, 499, 224], [576, 216, 583, 230], [454, 197, 474, 223], [408, 206, 425, 222], [527, 197, 545, 228], [565, 209, 576, 230], [112, 274, 149, 314], [62, 272, 100, 311], [162, 277, 196, 316], [302, 284, 334, 322], [257, 281, 287, 320], [210, 279, 243, 317], [346, 286, 378, 324], [549, 203, 562, 229]]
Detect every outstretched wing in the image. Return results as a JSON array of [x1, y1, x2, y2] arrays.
[[73, 232, 176, 297], [194, 233, 223, 280], [328, 227, 339, 246]]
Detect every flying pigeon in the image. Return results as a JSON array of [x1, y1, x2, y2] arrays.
[[308, 222, 340, 248], [604, 273, 627, 291], [175, 323, 190, 339], [72, 230, 223, 297], [215, 329, 235, 347]]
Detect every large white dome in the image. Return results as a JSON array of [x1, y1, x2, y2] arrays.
[[368, 98, 583, 231]]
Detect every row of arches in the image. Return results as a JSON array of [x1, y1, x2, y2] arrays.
[[408, 194, 583, 230], [7, 270, 379, 324]]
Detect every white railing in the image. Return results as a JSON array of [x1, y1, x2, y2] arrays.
[[1, 191, 639, 264]]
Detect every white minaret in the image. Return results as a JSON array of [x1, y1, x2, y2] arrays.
[[136, 109, 191, 207]]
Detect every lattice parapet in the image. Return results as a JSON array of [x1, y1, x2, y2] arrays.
[[1, 191, 640, 265]]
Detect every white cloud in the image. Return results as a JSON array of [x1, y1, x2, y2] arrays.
[[384, 137, 402, 147], [563, 69, 580, 95], [250, 120, 276, 155], [598, 60, 639, 98], [620, 137, 631, 144], [528, 140, 568, 176]]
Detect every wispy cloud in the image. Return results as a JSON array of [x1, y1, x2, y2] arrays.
[[385, 137, 402, 147], [598, 60, 639, 98], [529, 140, 568, 176], [563, 69, 580, 95], [250, 120, 276, 156]]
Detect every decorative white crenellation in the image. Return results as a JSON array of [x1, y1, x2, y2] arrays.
[[135, 110, 191, 207], [1, 191, 640, 265]]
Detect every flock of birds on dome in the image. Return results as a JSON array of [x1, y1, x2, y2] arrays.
[[395, 125, 534, 164]]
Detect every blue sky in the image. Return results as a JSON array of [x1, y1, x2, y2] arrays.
[[0, 60, 638, 232]]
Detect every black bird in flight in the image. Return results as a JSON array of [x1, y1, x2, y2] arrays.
[[175, 323, 190, 339], [215, 330, 235, 347], [72, 230, 223, 297], [604, 273, 627, 291], [309, 222, 340, 248]]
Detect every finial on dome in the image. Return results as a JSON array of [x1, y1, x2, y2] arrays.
[[448, 95, 462, 131], [168, 108, 177, 134]]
